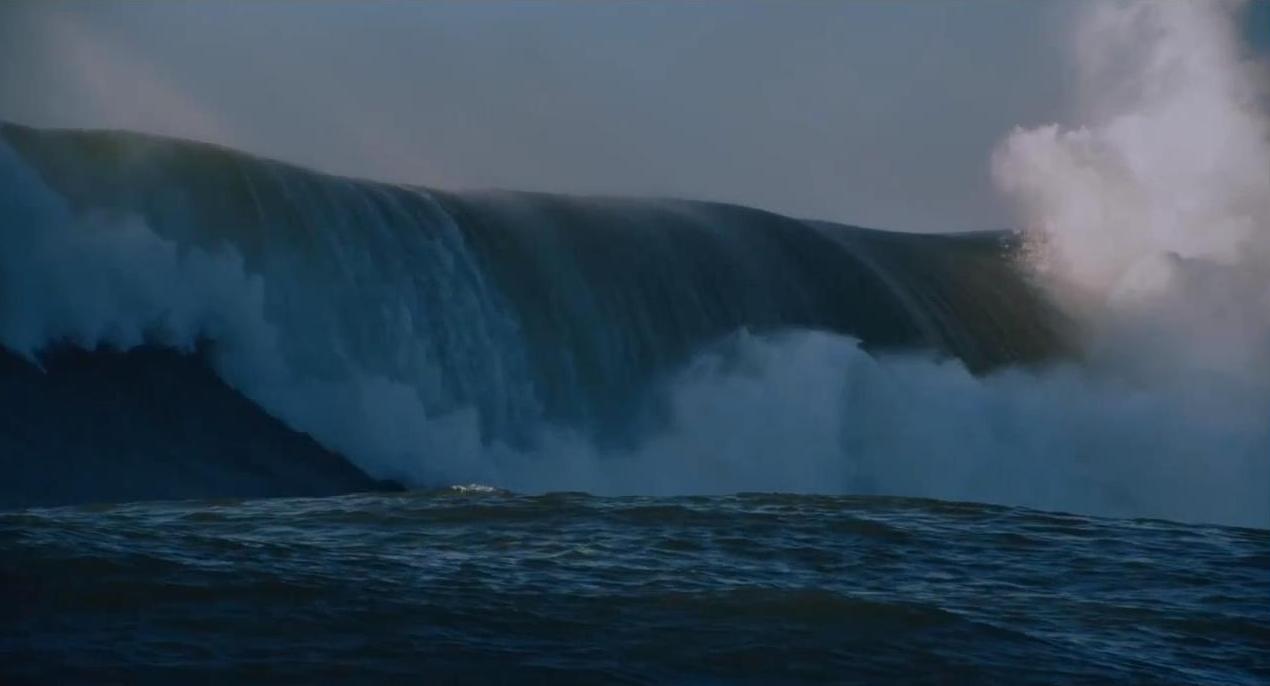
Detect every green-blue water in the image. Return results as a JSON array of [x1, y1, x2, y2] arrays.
[[3, 491, 1266, 684]]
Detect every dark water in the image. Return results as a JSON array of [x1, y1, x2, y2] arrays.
[[2, 491, 1266, 685]]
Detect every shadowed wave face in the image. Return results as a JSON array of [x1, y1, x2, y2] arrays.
[[0, 122, 1069, 508]]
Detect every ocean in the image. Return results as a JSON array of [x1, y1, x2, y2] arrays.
[[4, 491, 1267, 684]]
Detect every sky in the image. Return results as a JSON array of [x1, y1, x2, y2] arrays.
[[0, 1, 1255, 232]]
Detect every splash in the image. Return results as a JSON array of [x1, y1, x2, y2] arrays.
[[993, 0, 1270, 383]]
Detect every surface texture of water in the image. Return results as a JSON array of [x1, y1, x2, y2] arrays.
[[2, 491, 1267, 684]]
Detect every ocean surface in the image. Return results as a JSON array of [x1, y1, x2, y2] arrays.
[[3, 490, 1267, 685]]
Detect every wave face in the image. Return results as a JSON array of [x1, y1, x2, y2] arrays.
[[0, 344, 394, 509], [0, 122, 1071, 506]]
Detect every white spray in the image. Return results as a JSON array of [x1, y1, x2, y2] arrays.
[[993, 0, 1270, 384]]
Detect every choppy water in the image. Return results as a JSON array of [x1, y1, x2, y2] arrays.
[[2, 491, 1266, 684]]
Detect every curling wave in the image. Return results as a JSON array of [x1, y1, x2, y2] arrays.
[[1, 122, 1265, 528], [0, 122, 1065, 502]]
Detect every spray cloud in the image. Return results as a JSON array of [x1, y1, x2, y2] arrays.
[[994, 0, 1270, 384]]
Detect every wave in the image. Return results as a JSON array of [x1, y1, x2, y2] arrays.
[[0, 123, 1061, 484], [0, 122, 1265, 527]]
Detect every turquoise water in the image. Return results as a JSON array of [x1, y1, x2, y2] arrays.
[[3, 491, 1266, 684]]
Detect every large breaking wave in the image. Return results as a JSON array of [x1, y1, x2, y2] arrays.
[[2, 1, 1267, 527], [0, 122, 1065, 494], [0, 120, 1262, 527]]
